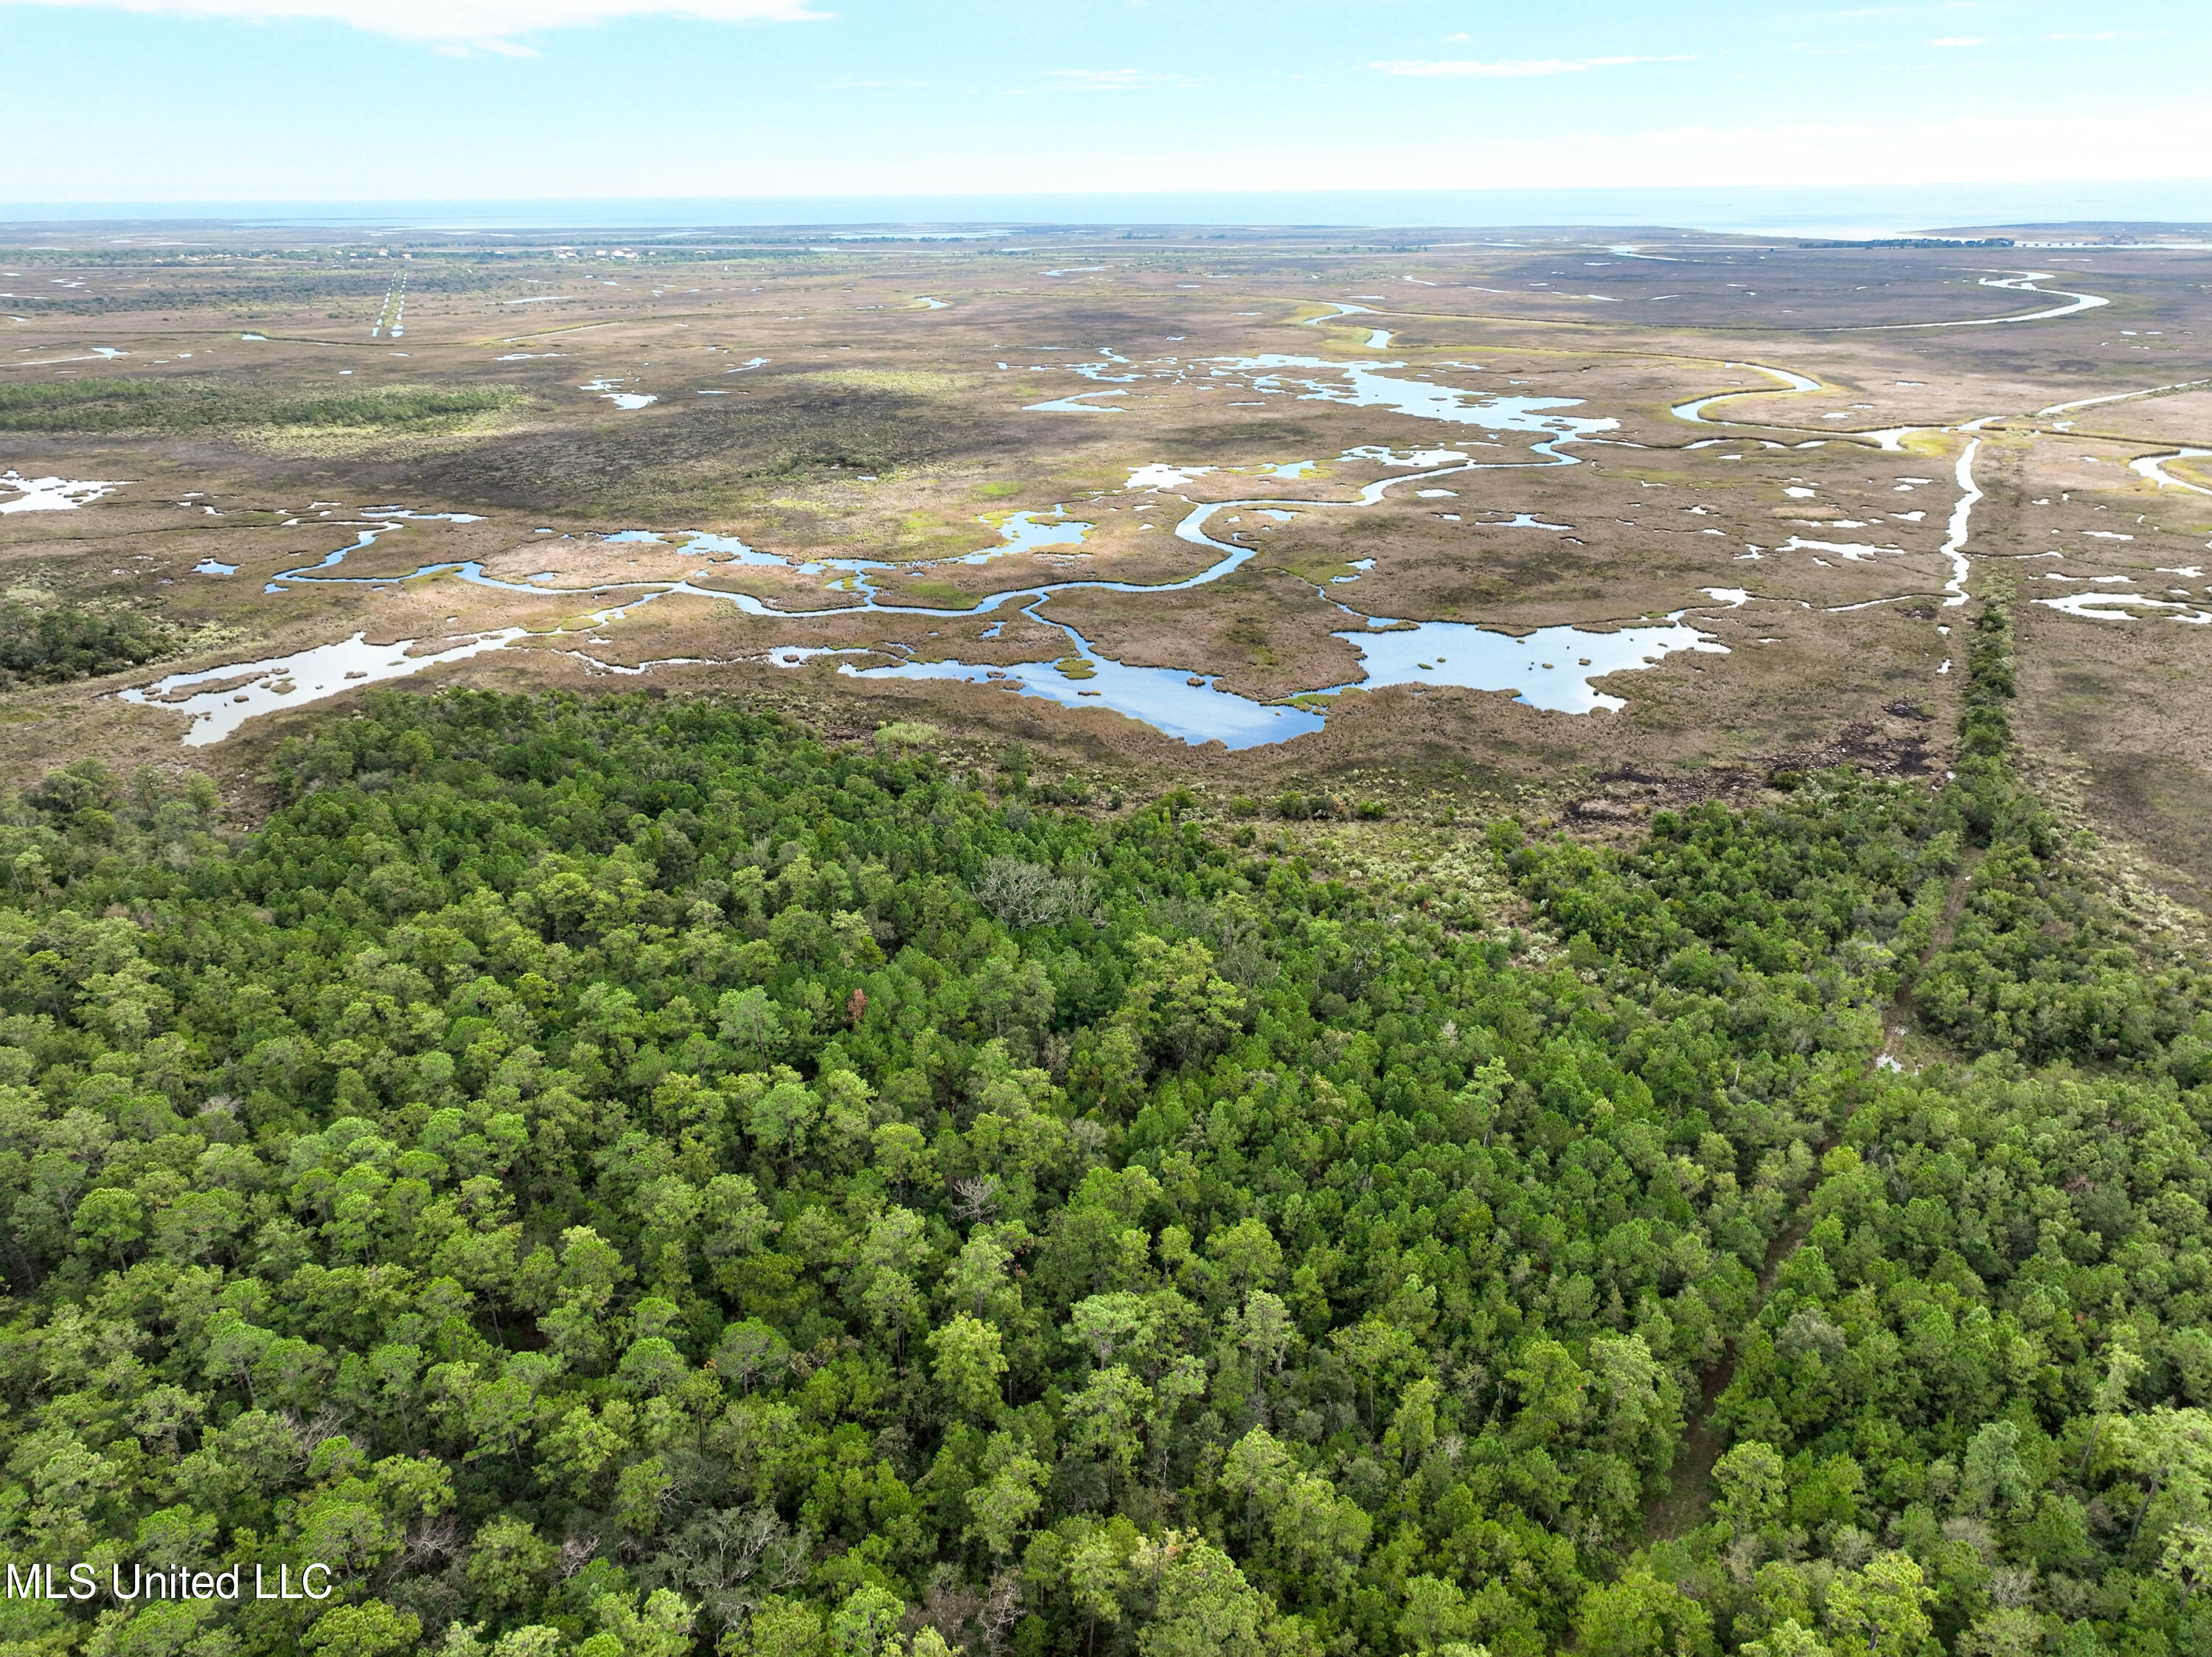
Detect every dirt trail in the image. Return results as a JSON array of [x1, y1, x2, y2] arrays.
[[1642, 847, 1982, 1539]]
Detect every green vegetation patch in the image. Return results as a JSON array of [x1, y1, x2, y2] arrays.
[[0, 614, 2208, 1657], [0, 601, 174, 687], [401, 378, 997, 512], [0, 376, 521, 435], [813, 368, 976, 396]]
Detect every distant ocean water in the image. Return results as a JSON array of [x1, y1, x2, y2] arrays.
[[4, 181, 2208, 237]]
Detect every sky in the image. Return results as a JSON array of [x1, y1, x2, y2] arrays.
[[3, 0, 2209, 208]]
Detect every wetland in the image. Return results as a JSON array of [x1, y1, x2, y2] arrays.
[[4, 218, 2211, 894], [10, 211, 2212, 1657]]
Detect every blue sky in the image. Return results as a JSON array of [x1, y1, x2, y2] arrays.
[[4, 0, 2208, 204]]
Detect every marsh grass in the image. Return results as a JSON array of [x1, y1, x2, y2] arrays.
[[813, 367, 978, 395]]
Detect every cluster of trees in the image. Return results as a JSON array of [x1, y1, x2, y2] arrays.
[[0, 594, 2205, 1657], [1610, 600, 2212, 1654], [1220, 796, 1384, 825], [0, 253, 524, 316], [0, 603, 175, 689], [0, 379, 516, 437]]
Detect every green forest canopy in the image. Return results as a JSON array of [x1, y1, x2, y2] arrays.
[[0, 378, 516, 436], [0, 605, 175, 691], [3, 603, 2211, 1657]]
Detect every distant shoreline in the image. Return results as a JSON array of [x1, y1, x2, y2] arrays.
[[4, 181, 2209, 239]]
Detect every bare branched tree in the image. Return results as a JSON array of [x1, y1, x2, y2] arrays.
[[952, 1175, 1001, 1226], [975, 857, 1098, 931], [559, 1533, 601, 1580], [977, 1569, 1023, 1657]]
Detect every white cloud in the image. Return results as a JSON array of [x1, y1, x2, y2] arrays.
[[1927, 35, 1989, 46], [0, 0, 824, 41], [1371, 54, 1690, 78], [1042, 68, 1199, 92], [434, 35, 543, 55]]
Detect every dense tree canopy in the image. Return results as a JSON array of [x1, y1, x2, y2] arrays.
[[1, 603, 2208, 1657], [0, 604, 174, 689]]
